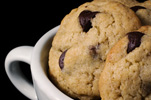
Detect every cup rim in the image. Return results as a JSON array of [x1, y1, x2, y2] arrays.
[[31, 25, 72, 100]]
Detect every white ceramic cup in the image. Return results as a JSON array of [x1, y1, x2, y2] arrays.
[[5, 26, 73, 100]]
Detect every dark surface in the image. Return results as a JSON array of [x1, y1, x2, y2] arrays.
[[2, 0, 91, 100], [1, 0, 145, 99]]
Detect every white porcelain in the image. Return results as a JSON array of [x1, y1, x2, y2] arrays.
[[5, 26, 73, 100]]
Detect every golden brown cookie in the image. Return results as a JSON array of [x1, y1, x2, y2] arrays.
[[48, 1, 141, 100], [99, 26, 151, 100], [93, 0, 151, 25]]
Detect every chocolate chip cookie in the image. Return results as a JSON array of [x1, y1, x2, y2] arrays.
[[93, 0, 151, 25], [130, 0, 151, 25], [99, 26, 151, 100], [93, 0, 138, 6], [48, 1, 141, 100]]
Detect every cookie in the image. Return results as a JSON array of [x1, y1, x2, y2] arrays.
[[93, 0, 138, 6], [93, 0, 151, 25], [99, 26, 151, 100], [132, 0, 151, 25], [48, 1, 141, 100]]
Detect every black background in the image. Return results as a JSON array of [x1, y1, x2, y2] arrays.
[[1, 0, 145, 100], [2, 0, 91, 100]]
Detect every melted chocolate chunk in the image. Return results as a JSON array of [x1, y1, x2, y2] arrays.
[[59, 50, 68, 69], [136, 0, 147, 3], [79, 10, 99, 32], [90, 46, 97, 58], [89, 43, 100, 58], [130, 6, 146, 12], [141, 81, 151, 97], [127, 32, 144, 53]]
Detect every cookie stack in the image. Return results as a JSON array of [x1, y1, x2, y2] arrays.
[[48, 0, 151, 100]]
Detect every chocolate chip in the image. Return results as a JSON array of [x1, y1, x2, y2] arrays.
[[141, 81, 151, 97], [59, 50, 68, 69], [79, 10, 99, 32], [89, 43, 100, 58], [141, 97, 145, 100], [136, 0, 147, 3], [90, 46, 97, 58], [127, 32, 144, 53], [130, 6, 146, 12]]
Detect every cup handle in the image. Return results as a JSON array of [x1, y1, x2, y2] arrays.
[[5, 46, 37, 100]]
